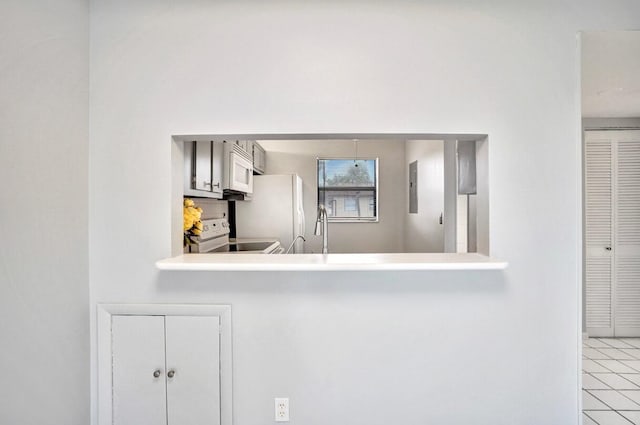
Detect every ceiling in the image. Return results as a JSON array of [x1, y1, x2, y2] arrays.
[[582, 31, 640, 118]]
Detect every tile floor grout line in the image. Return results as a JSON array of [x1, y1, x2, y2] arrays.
[[585, 388, 640, 417], [614, 373, 640, 389], [585, 372, 615, 390], [585, 348, 614, 362], [593, 358, 639, 374], [597, 339, 621, 349], [585, 354, 640, 388], [584, 411, 606, 425], [583, 411, 602, 425], [585, 389, 615, 409], [617, 389, 640, 410], [596, 339, 637, 350], [585, 359, 619, 374], [585, 409, 635, 425], [589, 346, 614, 356], [583, 389, 629, 413]]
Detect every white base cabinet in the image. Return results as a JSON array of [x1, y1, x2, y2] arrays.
[[98, 305, 232, 425]]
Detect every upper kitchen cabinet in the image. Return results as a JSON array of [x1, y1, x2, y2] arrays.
[[252, 141, 266, 175], [184, 141, 223, 199]]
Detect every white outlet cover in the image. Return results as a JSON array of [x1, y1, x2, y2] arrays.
[[275, 397, 289, 422]]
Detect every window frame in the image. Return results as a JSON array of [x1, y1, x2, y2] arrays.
[[316, 157, 380, 223]]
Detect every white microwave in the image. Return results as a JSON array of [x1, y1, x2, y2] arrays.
[[222, 141, 253, 195]]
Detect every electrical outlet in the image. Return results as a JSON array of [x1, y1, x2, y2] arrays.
[[275, 397, 289, 422]]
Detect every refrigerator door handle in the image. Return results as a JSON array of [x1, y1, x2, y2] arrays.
[[299, 210, 305, 236]]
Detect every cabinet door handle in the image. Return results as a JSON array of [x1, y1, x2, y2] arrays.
[[167, 370, 176, 378], [605, 247, 612, 251], [153, 369, 162, 378]]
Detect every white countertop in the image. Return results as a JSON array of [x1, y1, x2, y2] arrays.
[[156, 253, 508, 271]]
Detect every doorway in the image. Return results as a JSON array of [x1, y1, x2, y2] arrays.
[[581, 30, 640, 425], [582, 31, 640, 338], [584, 129, 640, 338]]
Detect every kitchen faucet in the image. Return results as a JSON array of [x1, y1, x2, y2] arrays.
[[285, 235, 306, 254], [314, 204, 329, 254]]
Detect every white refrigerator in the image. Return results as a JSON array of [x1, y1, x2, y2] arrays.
[[235, 174, 305, 253]]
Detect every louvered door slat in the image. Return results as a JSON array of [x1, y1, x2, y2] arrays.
[[585, 136, 613, 335]]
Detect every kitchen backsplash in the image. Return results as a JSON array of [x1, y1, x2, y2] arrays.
[[187, 198, 228, 220]]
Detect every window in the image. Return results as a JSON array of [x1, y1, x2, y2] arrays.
[[317, 158, 378, 222]]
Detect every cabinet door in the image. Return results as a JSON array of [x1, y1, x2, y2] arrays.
[[193, 141, 213, 191], [112, 315, 168, 425], [165, 316, 221, 425], [211, 141, 224, 197], [258, 146, 266, 172], [253, 143, 266, 174]]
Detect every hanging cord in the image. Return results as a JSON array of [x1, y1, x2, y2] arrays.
[[353, 139, 359, 167]]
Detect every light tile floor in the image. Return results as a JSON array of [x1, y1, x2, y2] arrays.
[[583, 338, 640, 424]]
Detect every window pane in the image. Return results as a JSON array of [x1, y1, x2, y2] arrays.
[[344, 197, 357, 212], [321, 190, 375, 218], [317, 158, 378, 221], [318, 159, 376, 188]]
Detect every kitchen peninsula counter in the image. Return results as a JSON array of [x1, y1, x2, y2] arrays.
[[156, 253, 507, 271]]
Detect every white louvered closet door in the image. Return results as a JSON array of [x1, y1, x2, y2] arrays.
[[585, 130, 640, 337], [613, 131, 640, 337], [585, 134, 614, 337]]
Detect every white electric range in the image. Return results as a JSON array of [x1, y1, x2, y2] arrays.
[[190, 218, 283, 254]]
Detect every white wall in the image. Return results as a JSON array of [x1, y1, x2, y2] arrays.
[[89, 1, 640, 424], [457, 194, 469, 252], [476, 138, 490, 255], [0, 0, 89, 424], [405, 140, 445, 252], [582, 31, 640, 117], [258, 139, 405, 253], [443, 139, 458, 253]]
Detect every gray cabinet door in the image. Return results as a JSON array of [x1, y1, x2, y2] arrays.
[[252, 142, 266, 174], [184, 141, 223, 199], [211, 141, 224, 197], [193, 141, 213, 191]]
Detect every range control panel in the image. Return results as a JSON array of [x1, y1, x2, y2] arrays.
[[200, 218, 230, 241]]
